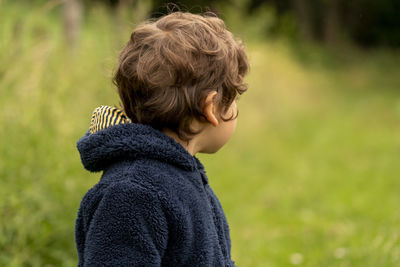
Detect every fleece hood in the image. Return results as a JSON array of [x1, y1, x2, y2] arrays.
[[76, 106, 204, 173]]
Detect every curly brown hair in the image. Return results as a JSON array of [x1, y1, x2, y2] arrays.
[[113, 11, 249, 141]]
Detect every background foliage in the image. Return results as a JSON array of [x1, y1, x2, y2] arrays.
[[1, 0, 400, 266]]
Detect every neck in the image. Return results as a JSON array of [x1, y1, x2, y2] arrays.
[[162, 129, 200, 156]]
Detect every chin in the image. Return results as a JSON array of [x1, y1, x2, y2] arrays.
[[199, 143, 224, 154]]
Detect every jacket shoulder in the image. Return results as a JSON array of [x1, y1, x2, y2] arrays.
[[102, 158, 200, 192], [76, 172, 169, 266]]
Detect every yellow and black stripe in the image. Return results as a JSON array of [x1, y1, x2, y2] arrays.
[[89, 106, 131, 134]]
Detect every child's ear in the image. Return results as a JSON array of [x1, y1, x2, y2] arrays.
[[203, 91, 219, 127]]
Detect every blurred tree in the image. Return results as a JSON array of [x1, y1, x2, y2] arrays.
[[248, 0, 400, 48], [291, 0, 313, 41], [113, 0, 134, 45], [63, 0, 83, 49], [62, 0, 400, 48], [342, 0, 400, 47], [323, 0, 340, 47]]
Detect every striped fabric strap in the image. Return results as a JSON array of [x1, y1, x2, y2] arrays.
[[89, 106, 131, 134]]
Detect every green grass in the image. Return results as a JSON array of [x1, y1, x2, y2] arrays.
[[1, 1, 400, 266], [201, 43, 400, 266]]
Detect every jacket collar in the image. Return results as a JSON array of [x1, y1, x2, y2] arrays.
[[77, 106, 205, 173]]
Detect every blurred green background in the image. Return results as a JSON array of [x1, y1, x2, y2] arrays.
[[1, 0, 400, 266]]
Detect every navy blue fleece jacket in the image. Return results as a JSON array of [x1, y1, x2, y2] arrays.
[[75, 118, 236, 266]]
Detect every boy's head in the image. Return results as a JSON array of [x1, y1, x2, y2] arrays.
[[113, 11, 249, 148]]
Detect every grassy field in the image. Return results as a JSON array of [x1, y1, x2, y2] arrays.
[[1, 2, 400, 266]]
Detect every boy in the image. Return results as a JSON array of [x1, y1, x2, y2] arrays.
[[75, 11, 248, 266]]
